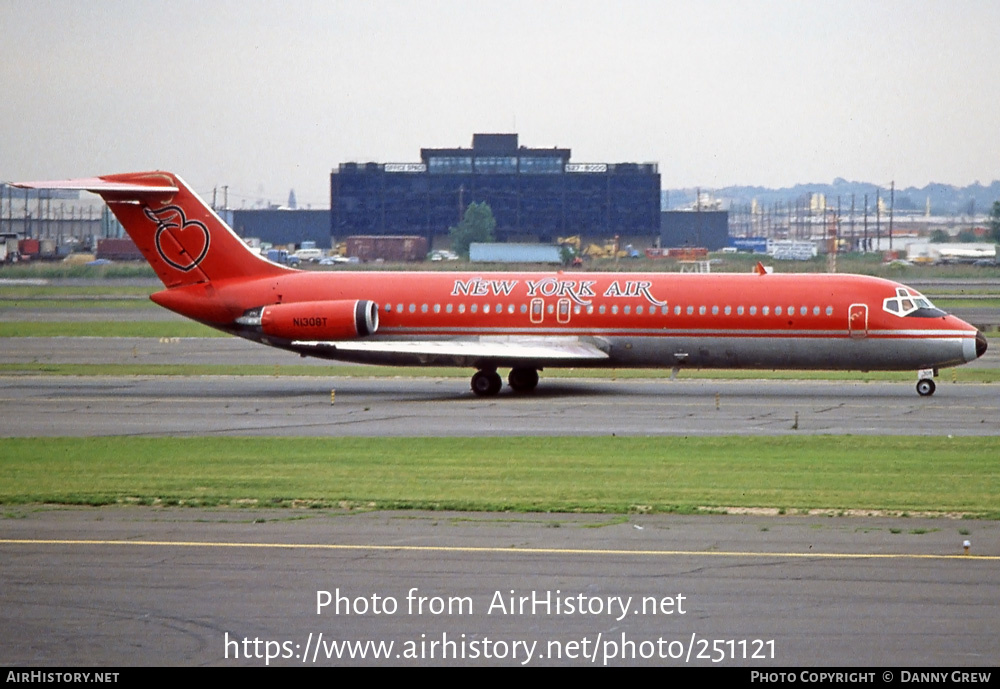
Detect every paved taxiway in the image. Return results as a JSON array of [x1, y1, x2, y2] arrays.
[[2, 334, 998, 666], [2, 373, 999, 437], [1, 336, 998, 437], [2, 507, 998, 666]]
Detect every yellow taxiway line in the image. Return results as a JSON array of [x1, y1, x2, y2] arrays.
[[1, 538, 995, 560]]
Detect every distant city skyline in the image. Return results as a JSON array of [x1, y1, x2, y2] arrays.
[[2, 1, 998, 209]]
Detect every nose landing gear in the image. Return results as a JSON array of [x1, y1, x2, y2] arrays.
[[916, 378, 936, 397], [916, 368, 937, 397]]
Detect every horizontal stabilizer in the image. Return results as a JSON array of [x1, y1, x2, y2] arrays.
[[13, 171, 290, 289], [12, 177, 179, 195]]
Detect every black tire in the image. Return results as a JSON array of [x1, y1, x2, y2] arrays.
[[508, 367, 539, 393], [471, 370, 502, 397], [916, 379, 936, 397]]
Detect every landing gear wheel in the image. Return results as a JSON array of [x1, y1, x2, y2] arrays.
[[471, 369, 502, 397], [916, 379, 936, 397], [508, 367, 539, 393]]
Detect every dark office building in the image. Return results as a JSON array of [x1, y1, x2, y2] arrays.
[[660, 210, 730, 251], [231, 209, 331, 249], [330, 133, 661, 243]]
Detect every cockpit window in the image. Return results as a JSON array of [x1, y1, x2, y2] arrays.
[[883, 288, 945, 318]]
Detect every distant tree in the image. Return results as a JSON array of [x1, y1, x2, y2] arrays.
[[990, 201, 1000, 243], [929, 229, 950, 243], [287, 189, 297, 209], [449, 202, 496, 258], [956, 228, 978, 243]]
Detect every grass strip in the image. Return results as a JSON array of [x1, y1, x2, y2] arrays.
[[934, 298, 1000, 309], [1, 436, 997, 516], [0, 322, 225, 337], [0, 286, 155, 298], [0, 299, 159, 309], [0, 362, 997, 384]]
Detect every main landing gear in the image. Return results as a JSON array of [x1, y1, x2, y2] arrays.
[[470, 367, 539, 396]]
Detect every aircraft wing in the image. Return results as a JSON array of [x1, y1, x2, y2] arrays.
[[291, 337, 610, 368]]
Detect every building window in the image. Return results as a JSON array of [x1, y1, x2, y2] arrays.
[[428, 156, 473, 174], [519, 156, 563, 174], [474, 156, 517, 174]]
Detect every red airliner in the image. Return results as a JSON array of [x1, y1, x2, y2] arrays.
[[15, 171, 987, 396]]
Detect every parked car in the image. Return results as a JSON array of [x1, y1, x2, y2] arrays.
[[318, 256, 352, 265], [292, 248, 324, 263]]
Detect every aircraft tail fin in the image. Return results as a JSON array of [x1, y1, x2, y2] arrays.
[[13, 171, 290, 288]]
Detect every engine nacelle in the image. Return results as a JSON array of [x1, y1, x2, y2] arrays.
[[259, 300, 378, 340]]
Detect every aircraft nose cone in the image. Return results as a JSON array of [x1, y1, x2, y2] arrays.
[[976, 330, 988, 359]]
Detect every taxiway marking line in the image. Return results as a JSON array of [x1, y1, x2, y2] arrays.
[[2, 538, 995, 561]]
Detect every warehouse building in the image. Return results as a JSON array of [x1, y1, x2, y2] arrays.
[[660, 210, 729, 251], [230, 209, 331, 249], [330, 133, 661, 245]]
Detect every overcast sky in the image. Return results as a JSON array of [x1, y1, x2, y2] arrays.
[[2, 0, 997, 208]]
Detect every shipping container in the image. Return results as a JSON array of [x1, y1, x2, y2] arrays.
[[345, 235, 428, 262], [469, 243, 562, 264], [18, 239, 40, 258], [96, 238, 144, 261]]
